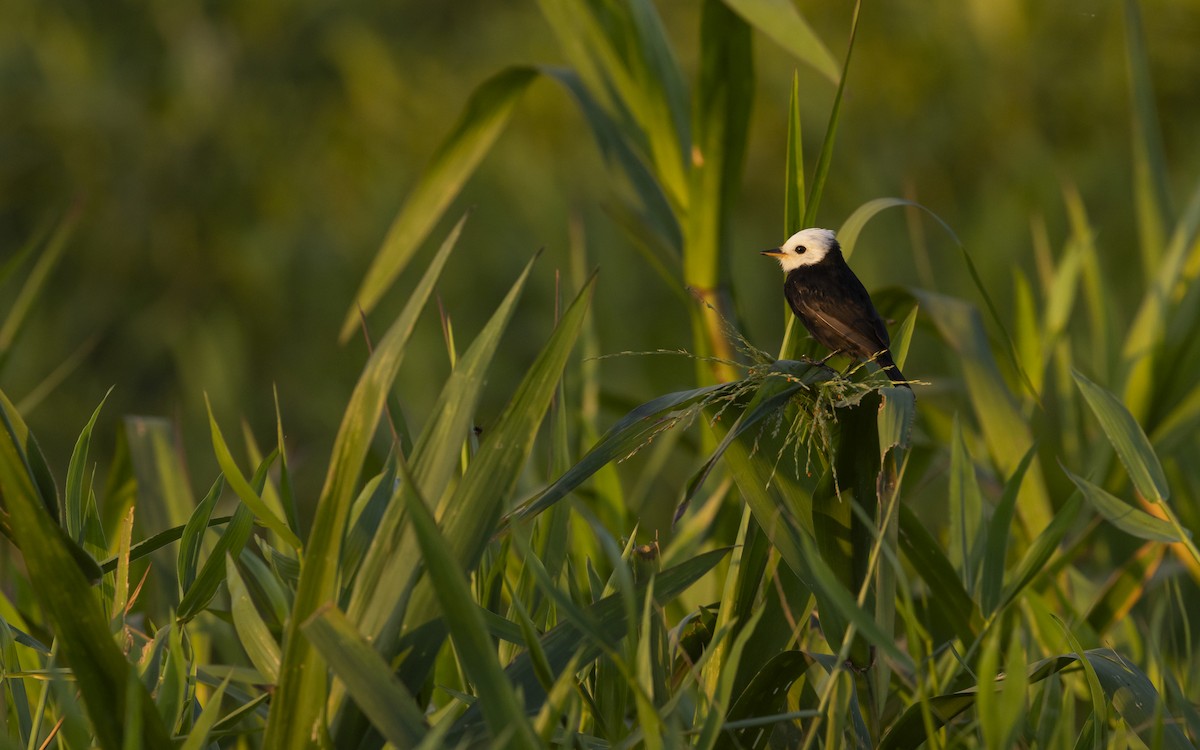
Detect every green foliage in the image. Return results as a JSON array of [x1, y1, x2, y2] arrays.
[[2, 2, 1200, 749]]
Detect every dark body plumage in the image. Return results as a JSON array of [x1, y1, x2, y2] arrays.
[[782, 245, 908, 387]]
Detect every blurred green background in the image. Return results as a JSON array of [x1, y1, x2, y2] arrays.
[[2, 0, 1198, 503]]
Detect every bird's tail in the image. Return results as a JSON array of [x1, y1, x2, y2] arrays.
[[877, 352, 911, 390]]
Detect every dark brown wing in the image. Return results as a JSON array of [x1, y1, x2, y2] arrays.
[[785, 266, 891, 361]]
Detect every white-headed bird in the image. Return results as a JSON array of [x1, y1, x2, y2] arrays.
[[762, 228, 909, 388]]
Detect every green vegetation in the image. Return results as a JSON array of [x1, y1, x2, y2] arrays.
[[2, 0, 1200, 747]]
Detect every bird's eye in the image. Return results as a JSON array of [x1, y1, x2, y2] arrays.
[[795, 245, 807, 254]]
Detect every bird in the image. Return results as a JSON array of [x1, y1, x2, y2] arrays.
[[761, 228, 909, 388]]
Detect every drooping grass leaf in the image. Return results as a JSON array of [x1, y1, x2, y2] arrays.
[[340, 69, 538, 340], [206, 402, 295, 549]]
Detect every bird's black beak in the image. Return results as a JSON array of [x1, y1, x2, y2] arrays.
[[761, 248, 786, 258]]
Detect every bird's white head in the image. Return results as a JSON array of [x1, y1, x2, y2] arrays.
[[761, 228, 839, 272]]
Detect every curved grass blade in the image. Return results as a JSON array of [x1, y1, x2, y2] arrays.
[[340, 68, 539, 340], [980, 444, 1037, 615], [265, 216, 464, 748], [803, 0, 860, 229]]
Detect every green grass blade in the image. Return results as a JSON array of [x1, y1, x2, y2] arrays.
[[1123, 0, 1172, 273], [339, 68, 538, 340], [721, 0, 838, 82], [403, 461, 539, 748], [329, 254, 542, 746], [177, 675, 230, 750], [264, 217, 462, 748], [205, 400, 295, 548], [226, 554, 281, 683], [0, 204, 79, 369], [1063, 466, 1181, 542], [897, 504, 979, 646], [684, 0, 753, 327], [176, 503, 254, 623], [176, 477, 225, 596], [1072, 368, 1168, 503], [0, 403, 171, 749], [302, 604, 427, 748], [803, 0, 860, 228], [980, 444, 1037, 614], [64, 388, 111, 543], [784, 72, 805, 236], [0, 390, 100, 582]]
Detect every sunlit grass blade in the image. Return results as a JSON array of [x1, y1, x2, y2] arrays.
[[302, 604, 427, 747], [339, 69, 538, 340], [0, 403, 171, 749], [176, 477, 224, 595], [265, 215, 462, 749], [176, 503, 253, 623], [997, 492, 1083, 612], [784, 72, 805, 236]]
